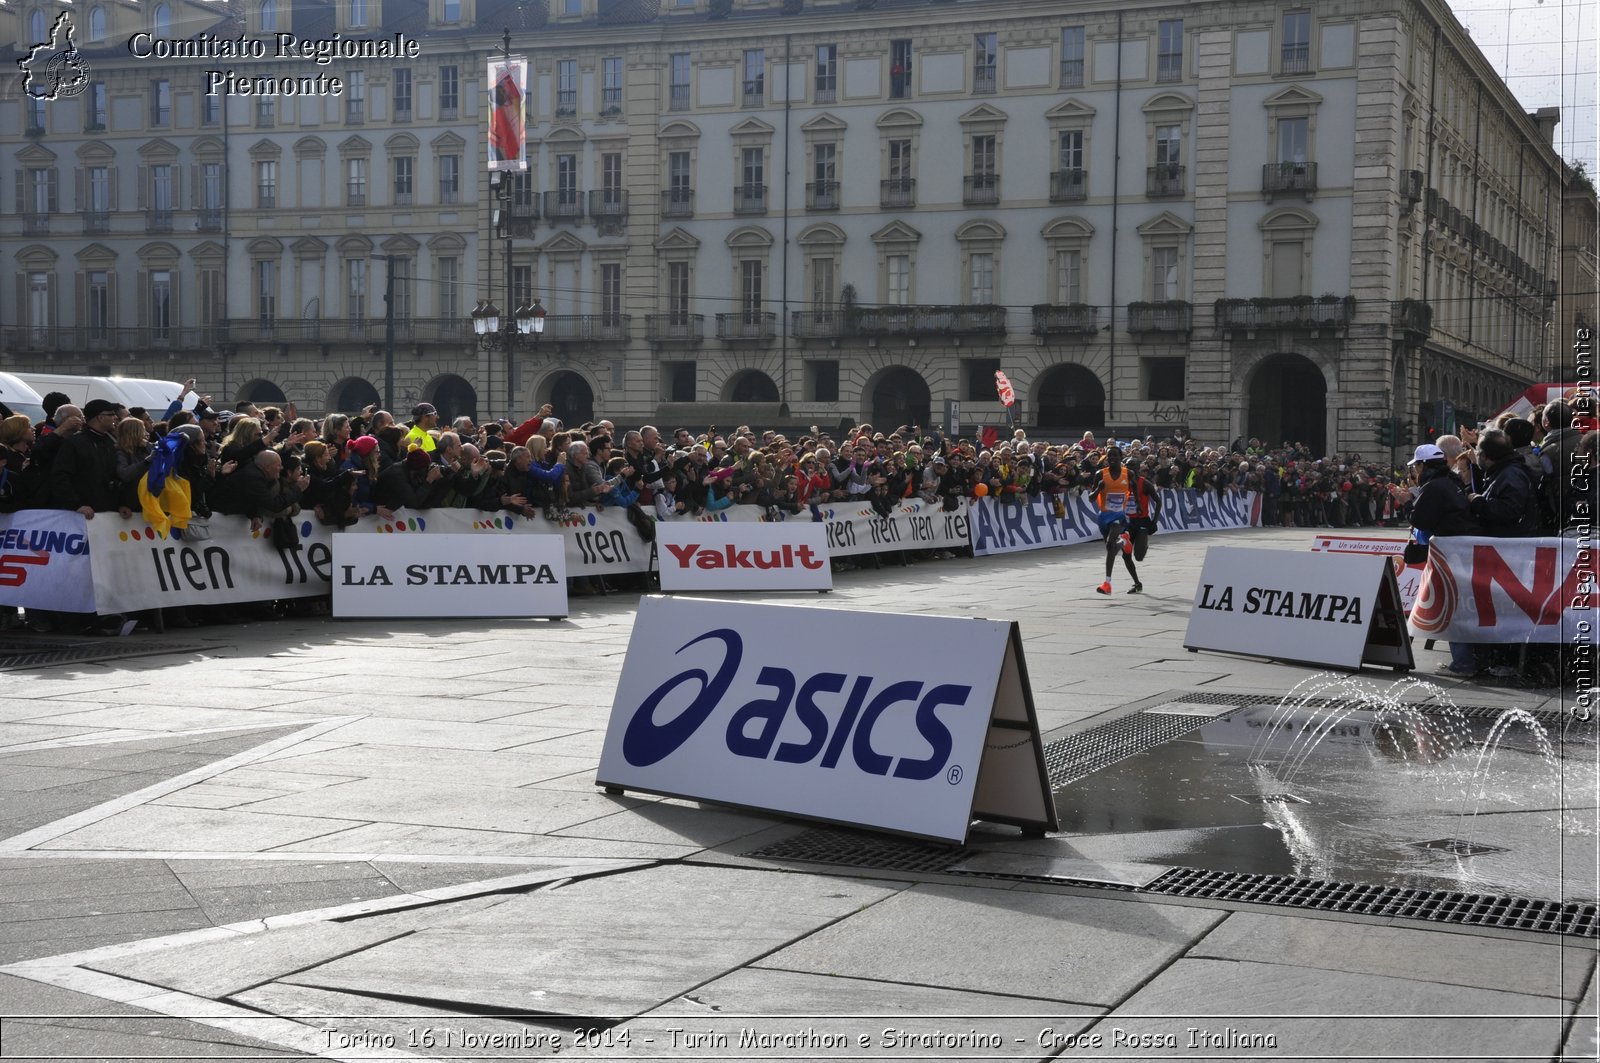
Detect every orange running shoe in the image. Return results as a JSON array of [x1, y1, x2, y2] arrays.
[[1096, 581, 1112, 595]]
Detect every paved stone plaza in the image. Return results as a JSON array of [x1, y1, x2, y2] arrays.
[[0, 525, 1594, 1061]]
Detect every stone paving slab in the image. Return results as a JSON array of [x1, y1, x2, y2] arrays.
[[548, 799, 782, 848], [276, 821, 700, 860], [1065, 956, 1573, 1060], [256, 742, 593, 788], [41, 806, 369, 852], [280, 864, 905, 1019], [760, 882, 1225, 1007], [0, 1014, 310, 1060], [312, 716, 583, 752], [1563, 966, 1599, 1062], [237, 777, 644, 834], [1190, 911, 1595, 1000]]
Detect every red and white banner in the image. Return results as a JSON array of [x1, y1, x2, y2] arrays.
[[656, 521, 830, 592], [1409, 536, 1598, 644], [0, 510, 95, 613], [995, 370, 1016, 408], [1310, 535, 1424, 613], [487, 56, 528, 172]]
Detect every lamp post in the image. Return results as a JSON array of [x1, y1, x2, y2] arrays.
[[471, 30, 544, 415]]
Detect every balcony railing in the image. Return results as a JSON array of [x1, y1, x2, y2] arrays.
[[973, 69, 996, 93], [645, 313, 705, 342], [346, 192, 366, 208], [1280, 47, 1311, 74], [601, 88, 622, 113], [509, 198, 537, 220], [792, 309, 844, 339], [257, 194, 276, 209], [218, 317, 469, 344], [1262, 161, 1317, 199], [1401, 169, 1423, 204], [23, 214, 51, 235], [733, 183, 766, 215], [1147, 165, 1185, 197], [1030, 304, 1099, 337], [669, 86, 690, 111], [1156, 55, 1182, 82], [588, 189, 627, 222], [716, 312, 778, 341], [393, 107, 412, 123], [742, 81, 763, 107], [853, 304, 1007, 338], [196, 208, 224, 232], [82, 211, 111, 234], [144, 209, 174, 233], [880, 177, 915, 208], [663, 187, 694, 217], [1060, 59, 1084, 88], [1050, 169, 1087, 202], [1, 325, 222, 353], [963, 173, 999, 206], [806, 180, 839, 211], [543, 189, 584, 223], [1127, 301, 1192, 333], [1214, 296, 1353, 331], [1391, 299, 1433, 339], [543, 314, 630, 343], [814, 85, 836, 104]]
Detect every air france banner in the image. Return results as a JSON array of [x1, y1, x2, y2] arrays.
[[656, 521, 831, 592], [1184, 546, 1413, 671], [971, 489, 1259, 557], [1409, 536, 1597, 645], [596, 597, 1059, 844], [332, 533, 565, 618], [0, 510, 95, 613]]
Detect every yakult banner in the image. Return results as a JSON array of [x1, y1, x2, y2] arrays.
[[971, 488, 1259, 557], [1409, 536, 1599, 645], [333, 533, 565, 618], [656, 521, 831, 593], [0, 510, 95, 613], [597, 597, 1057, 844]]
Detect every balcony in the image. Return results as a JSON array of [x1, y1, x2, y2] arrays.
[[509, 198, 538, 221], [973, 69, 996, 94], [742, 81, 763, 107], [556, 91, 577, 117], [393, 107, 412, 123], [1280, 47, 1311, 74], [669, 86, 690, 111], [1214, 296, 1353, 332], [1401, 169, 1423, 205], [543, 314, 630, 343], [852, 304, 1007, 339], [963, 173, 999, 206], [219, 317, 469, 344], [1060, 58, 1084, 88], [1391, 299, 1433, 340], [588, 189, 627, 225], [1031, 304, 1100, 337], [1127, 301, 1192, 333], [82, 211, 111, 234], [1156, 55, 1182, 82], [662, 187, 694, 218], [880, 177, 915, 209], [542, 189, 584, 224], [2, 325, 221, 354], [792, 309, 844, 339], [716, 312, 777, 341], [806, 180, 839, 211], [1147, 165, 1185, 198], [257, 194, 276, 209], [196, 208, 224, 232], [1050, 169, 1087, 202], [345, 193, 366, 208], [144, 209, 174, 233], [345, 101, 365, 123], [733, 183, 766, 215], [645, 314, 704, 343], [890, 69, 913, 98], [23, 214, 51, 236], [601, 88, 622, 114], [1262, 161, 1317, 200], [814, 85, 836, 105]]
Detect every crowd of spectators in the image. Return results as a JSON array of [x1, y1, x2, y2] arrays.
[[0, 378, 1592, 684]]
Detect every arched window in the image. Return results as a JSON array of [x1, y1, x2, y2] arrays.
[[260, 0, 277, 31], [28, 8, 46, 43], [89, 7, 107, 40], [153, 3, 171, 33]]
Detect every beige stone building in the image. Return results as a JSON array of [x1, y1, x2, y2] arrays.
[[2, 0, 1586, 453]]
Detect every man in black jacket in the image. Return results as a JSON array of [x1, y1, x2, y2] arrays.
[[1408, 443, 1479, 539], [51, 400, 126, 517], [1468, 430, 1542, 537]]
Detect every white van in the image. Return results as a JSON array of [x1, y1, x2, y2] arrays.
[[13, 374, 196, 420], [0, 372, 47, 424]]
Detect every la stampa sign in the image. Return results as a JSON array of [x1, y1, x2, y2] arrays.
[[597, 596, 1057, 843]]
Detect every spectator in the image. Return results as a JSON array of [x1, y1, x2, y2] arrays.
[[51, 399, 125, 517], [404, 403, 439, 453], [112, 416, 153, 511], [1468, 429, 1541, 537], [374, 446, 447, 510], [219, 449, 304, 528]]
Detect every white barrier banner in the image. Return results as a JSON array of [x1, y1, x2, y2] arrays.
[[1185, 546, 1412, 670], [343, 507, 651, 578], [1310, 534, 1424, 613], [83, 513, 332, 614], [0, 510, 96, 613], [656, 521, 831, 592], [597, 596, 1054, 843], [971, 489, 1260, 557], [802, 497, 970, 557], [333, 533, 566, 618], [1409, 536, 1598, 645]]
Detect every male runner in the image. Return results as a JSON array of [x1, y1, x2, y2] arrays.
[[1126, 456, 1162, 565], [1092, 446, 1142, 594]]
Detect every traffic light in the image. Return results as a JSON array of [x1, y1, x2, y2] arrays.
[[1375, 417, 1397, 447]]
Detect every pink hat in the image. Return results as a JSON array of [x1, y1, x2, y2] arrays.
[[349, 435, 379, 457]]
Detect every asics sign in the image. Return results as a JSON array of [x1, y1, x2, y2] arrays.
[[597, 597, 1016, 842]]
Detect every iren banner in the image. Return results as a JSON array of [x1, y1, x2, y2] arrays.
[[971, 489, 1259, 557], [656, 521, 831, 592], [1409, 535, 1597, 645]]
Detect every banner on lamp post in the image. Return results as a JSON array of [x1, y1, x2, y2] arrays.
[[487, 56, 528, 172]]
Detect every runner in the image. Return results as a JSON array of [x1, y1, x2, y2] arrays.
[[1126, 457, 1163, 565], [1092, 445, 1141, 595]]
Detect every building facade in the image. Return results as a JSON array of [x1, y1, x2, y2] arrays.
[[1, 0, 1583, 452]]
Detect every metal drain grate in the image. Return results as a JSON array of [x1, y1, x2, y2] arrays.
[[1044, 711, 1209, 789], [744, 827, 971, 874], [1145, 867, 1597, 938], [0, 636, 203, 670]]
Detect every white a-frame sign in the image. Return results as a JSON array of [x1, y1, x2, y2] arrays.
[[596, 596, 1059, 844], [1184, 546, 1415, 672]]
